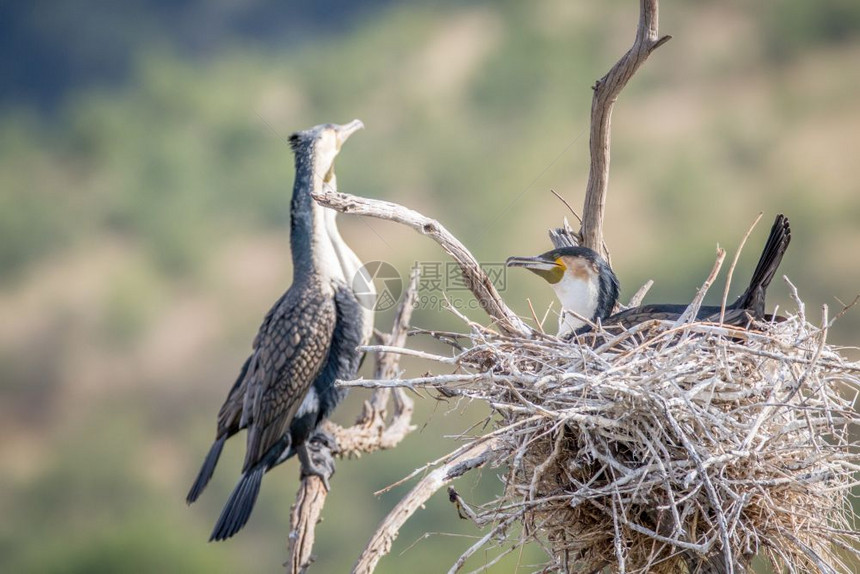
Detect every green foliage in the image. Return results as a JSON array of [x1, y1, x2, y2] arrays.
[[760, 0, 860, 61], [0, 117, 78, 282], [15, 521, 231, 574]]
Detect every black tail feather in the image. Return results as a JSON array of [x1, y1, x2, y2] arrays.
[[186, 436, 226, 505], [548, 224, 578, 249], [209, 465, 265, 542], [732, 214, 791, 313]]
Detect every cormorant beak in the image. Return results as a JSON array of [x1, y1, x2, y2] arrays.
[[506, 255, 565, 284], [335, 119, 365, 148]]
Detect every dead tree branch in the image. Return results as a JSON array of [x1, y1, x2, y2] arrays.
[[286, 270, 421, 573], [287, 476, 328, 574], [313, 186, 530, 337], [580, 0, 671, 259], [352, 437, 506, 574]]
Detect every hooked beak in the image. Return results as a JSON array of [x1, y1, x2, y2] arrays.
[[506, 255, 565, 284], [335, 119, 364, 147]]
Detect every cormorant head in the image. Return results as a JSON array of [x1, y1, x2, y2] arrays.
[[507, 246, 619, 333], [288, 119, 364, 184]]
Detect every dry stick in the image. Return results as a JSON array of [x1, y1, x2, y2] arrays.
[[784, 276, 806, 324], [719, 213, 763, 324], [352, 437, 507, 574], [527, 298, 545, 334], [358, 345, 455, 365], [550, 189, 583, 226], [447, 512, 523, 574], [313, 187, 529, 337], [374, 416, 541, 497], [626, 279, 654, 308], [673, 248, 726, 328], [286, 271, 421, 573], [579, 0, 671, 259]]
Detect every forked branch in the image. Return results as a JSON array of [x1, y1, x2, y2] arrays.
[[580, 0, 671, 259]]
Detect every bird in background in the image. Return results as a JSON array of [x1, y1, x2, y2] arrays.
[[507, 214, 791, 336], [186, 120, 371, 542]]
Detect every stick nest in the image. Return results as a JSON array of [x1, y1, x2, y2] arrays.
[[420, 311, 860, 573]]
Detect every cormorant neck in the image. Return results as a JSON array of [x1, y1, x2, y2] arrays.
[[290, 149, 340, 280]]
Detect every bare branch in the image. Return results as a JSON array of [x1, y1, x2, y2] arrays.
[[313, 186, 531, 337], [287, 476, 328, 574], [352, 437, 506, 574], [580, 0, 671, 259]]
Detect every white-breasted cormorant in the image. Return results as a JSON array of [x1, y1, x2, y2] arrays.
[[506, 246, 619, 337], [507, 214, 791, 335]]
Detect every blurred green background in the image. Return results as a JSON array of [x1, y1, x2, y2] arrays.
[[1, 0, 859, 572]]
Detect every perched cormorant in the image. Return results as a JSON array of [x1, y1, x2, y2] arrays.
[[186, 120, 368, 541], [507, 214, 790, 336]]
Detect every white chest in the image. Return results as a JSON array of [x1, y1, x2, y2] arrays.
[[552, 276, 599, 336]]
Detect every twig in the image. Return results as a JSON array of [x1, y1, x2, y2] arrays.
[[550, 189, 582, 225], [527, 298, 545, 334], [579, 0, 671, 259], [313, 187, 530, 337], [784, 276, 806, 323], [720, 213, 763, 324], [330, 269, 421, 456], [829, 293, 860, 326], [447, 512, 523, 574], [626, 279, 654, 308], [674, 247, 726, 327]]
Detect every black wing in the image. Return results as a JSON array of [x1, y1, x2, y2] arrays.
[[325, 283, 365, 406], [241, 284, 336, 472], [279, 282, 365, 462], [728, 214, 791, 316]]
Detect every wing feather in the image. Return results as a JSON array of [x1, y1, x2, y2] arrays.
[[241, 285, 336, 471]]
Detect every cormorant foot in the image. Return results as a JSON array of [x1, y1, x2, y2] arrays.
[[308, 427, 339, 455], [297, 439, 337, 491]]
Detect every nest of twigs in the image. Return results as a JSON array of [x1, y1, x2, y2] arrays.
[[419, 302, 860, 573]]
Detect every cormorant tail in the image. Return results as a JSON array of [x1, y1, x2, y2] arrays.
[[732, 214, 791, 312], [548, 220, 578, 250], [209, 465, 266, 542], [186, 435, 226, 504]]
